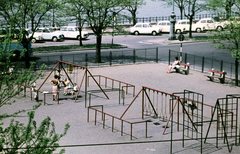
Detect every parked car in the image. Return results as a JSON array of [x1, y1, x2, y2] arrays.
[[26, 28, 44, 43], [194, 18, 226, 32], [155, 21, 171, 33], [49, 27, 60, 31], [33, 27, 64, 42], [222, 17, 240, 27], [1, 40, 33, 61], [59, 26, 89, 40], [0, 27, 21, 39], [130, 23, 161, 35], [175, 20, 191, 34]]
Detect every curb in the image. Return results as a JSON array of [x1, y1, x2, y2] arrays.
[[32, 46, 128, 54], [163, 39, 208, 45]]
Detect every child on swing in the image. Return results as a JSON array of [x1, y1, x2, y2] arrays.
[[63, 78, 71, 95], [71, 83, 78, 98]]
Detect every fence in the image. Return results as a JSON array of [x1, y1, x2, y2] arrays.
[[34, 48, 160, 69], [169, 50, 240, 79], [33, 47, 239, 81]]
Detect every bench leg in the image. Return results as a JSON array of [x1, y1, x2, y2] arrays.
[[219, 78, 225, 84], [208, 77, 214, 81], [184, 69, 189, 75]]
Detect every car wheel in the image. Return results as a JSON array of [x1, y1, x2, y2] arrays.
[[77, 35, 81, 40], [196, 28, 201, 33], [134, 31, 139, 35], [176, 29, 181, 34], [31, 38, 36, 43], [52, 37, 58, 42], [152, 31, 157, 36], [216, 26, 223, 31]]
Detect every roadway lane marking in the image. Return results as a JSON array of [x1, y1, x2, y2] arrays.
[[138, 41, 153, 44]]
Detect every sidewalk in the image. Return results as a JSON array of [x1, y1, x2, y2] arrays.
[[1, 62, 240, 154]]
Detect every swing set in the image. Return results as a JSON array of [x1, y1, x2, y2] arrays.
[[120, 86, 199, 135], [37, 61, 109, 104]]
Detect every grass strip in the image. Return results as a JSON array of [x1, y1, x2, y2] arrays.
[[33, 44, 124, 52]]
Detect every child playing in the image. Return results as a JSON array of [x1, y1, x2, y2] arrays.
[[32, 88, 38, 101], [71, 83, 78, 98]]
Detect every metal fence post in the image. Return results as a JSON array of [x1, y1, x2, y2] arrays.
[[73, 54, 75, 64], [60, 54, 62, 61], [85, 53, 88, 67], [168, 49, 171, 65], [184, 53, 187, 64], [202, 56, 205, 73], [110, 51, 112, 66], [220, 60, 223, 72], [156, 47, 158, 63], [133, 49, 136, 64]]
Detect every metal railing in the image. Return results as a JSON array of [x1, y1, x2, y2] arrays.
[[87, 105, 148, 140], [169, 50, 240, 79], [34, 48, 160, 69], [33, 47, 239, 82]]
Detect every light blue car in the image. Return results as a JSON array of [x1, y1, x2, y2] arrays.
[[1, 40, 32, 61]]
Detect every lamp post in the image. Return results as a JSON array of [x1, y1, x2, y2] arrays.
[[168, 0, 176, 40]]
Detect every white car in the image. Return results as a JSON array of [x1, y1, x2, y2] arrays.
[[175, 20, 191, 34], [155, 21, 171, 33], [34, 28, 64, 42], [194, 18, 226, 32], [60, 26, 89, 40], [222, 17, 240, 27], [130, 23, 161, 35], [26, 29, 44, 43]]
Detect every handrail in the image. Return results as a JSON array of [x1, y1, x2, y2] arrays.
[[17, 84, 59, 105], [88, 75, 135, 97], [88, 105, 147, 140]]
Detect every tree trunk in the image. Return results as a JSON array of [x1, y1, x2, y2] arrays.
[[180, 7, 184, 20], [225, 2, 232, 19], [79, 27, 83, 46], [95, 34, 102, 63], [22, 32, 30, 68], [132, 12, 137, 26], [189, 16, 193, 38], [235, 58, 239, 86]]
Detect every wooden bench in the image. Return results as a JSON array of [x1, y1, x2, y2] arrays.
[[204, 69, 227, 84], [174, 63, 190, 75]]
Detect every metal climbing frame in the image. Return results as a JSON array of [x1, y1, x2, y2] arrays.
[[205, 94, 240, 153], [173, 90, 204, 153]]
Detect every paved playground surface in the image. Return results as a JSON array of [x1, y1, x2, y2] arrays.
[[1, 62, 240, 154]]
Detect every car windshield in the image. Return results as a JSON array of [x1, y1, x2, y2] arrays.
[[42, 29, 50, 33], [36, 29, 42, 32], [27, 30, 33, 34], [60, 27, 67, 31], [48, 29, 54, 32]]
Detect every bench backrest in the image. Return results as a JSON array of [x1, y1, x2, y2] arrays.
[[209, 69, 227, 74]]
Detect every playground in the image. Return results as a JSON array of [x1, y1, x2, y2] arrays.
[[1, 61, 240, 154]]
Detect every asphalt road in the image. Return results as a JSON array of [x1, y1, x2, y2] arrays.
[[32, 33, 234, 63]]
